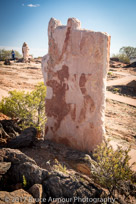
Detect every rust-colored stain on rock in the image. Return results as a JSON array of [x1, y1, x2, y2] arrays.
[[59, 27, 71, 61], [79, 73, 86, 87], [46, 65, 70, 131], [57, 65, 69, 82], [79, 73, 87, 95]]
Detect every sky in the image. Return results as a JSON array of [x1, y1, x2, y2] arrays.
[[0, 0, 136, 57]]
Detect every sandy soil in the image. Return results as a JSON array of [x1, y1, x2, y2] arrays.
[[106, 65, 136, 170], [0, 62, 43, 100], [0, 61, 136, 170]]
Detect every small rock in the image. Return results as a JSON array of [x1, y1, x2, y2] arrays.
[[29, 184, 43, 204], [0, 162, 11, 175], [4, 59, 11, 65], [7, 127, 37, 148]]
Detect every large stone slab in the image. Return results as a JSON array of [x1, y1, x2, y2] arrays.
[[22, 42, 29, 62], [42, 18, 110, 152]]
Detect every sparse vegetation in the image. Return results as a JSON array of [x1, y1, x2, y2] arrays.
[[54, 159, 67, 174], [0, 82, 46, 134], [91, 140, 136, 197], [22, 175, 27, 188], [112, 46, 136, 64], [113, 87, 119, 93], [108, 71, 113, 76], [0, 49, 22, 60], [112, 53, 130, 64]]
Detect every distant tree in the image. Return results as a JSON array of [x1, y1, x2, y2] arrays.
[[0, 49, 22, 60], [119, 46, 136, 59]]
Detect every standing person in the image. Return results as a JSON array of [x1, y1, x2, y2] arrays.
[[11, 50, 15, 60]]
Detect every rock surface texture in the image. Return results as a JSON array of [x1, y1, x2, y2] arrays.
[[0, 148, 106, 202], [42, 18, 110, 152]]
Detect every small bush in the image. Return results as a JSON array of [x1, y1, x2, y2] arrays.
[[112, 53, 130, 64], [113, 87, 119, 93], [108, 72, 113, 76], [91, 140, 135, 196], [0, 82, 46, 134], [54, 159, 67, 174]]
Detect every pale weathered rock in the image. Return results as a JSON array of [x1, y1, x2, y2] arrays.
[[29, 184, 43, 204], [42, 18, 110, 152], [0, 162, 11, 175], [0, 162, 11, 181], [0, 189, 35, 204], [22, 42, 29, 62]]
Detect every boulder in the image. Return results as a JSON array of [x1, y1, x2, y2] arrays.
[[7, 127, 37, 148], [0, 148, 48, 188], [0, 148, 36, 165], [127, 80, 136, 90], [42, 172, 105, 202], [29, 184, 43, 204], [4, 59, 11, 65]]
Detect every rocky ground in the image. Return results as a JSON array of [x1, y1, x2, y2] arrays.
[[0, 60, 136, 203]]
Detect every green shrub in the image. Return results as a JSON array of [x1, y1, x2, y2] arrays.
[[113, 87, 119, 93], [91, 140, 135, 196], [112, 53, 130, 64], [108, 72, 113, 76], [0, 82, 46, 134]]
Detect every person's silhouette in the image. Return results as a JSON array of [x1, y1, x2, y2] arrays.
[[11, 50, 15, 60]]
